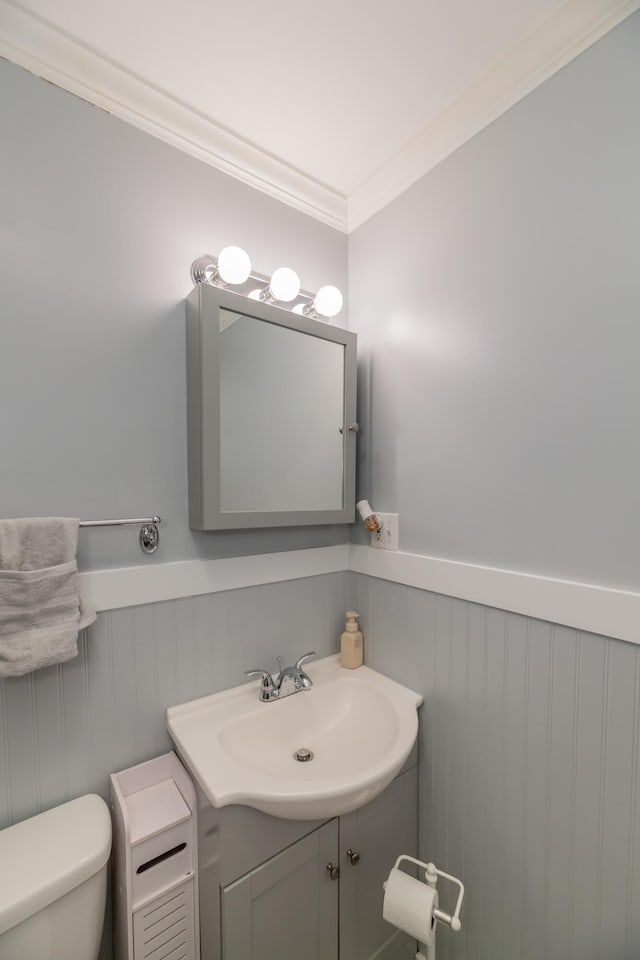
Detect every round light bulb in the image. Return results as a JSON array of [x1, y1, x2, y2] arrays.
[[217, 246, 251, 285], [269, 267, 301, 302], [314, 285, 343, 318]]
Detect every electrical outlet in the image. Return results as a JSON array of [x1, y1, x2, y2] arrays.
[[371, 513, 399, 551]]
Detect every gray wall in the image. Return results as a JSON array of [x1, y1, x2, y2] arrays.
[[348, 14, 640, 960], [352, 572, 640, 960], [349, 12, 640, 592], [0, 58, 349, 570]]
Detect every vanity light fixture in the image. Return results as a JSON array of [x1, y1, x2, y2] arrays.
[[262, 267, 301, 303], [192, 246, 252, 286], [191, 251, 343, 320], [249, 267, 300, 304], [217, 245, 252, 284], [293, 285, 344, 320], [315, 285, 344, 318]]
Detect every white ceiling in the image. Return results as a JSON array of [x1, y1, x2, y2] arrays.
[[1, 0, 638, 230]]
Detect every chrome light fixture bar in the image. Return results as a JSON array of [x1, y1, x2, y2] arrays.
[[191, 249, 343, 320]]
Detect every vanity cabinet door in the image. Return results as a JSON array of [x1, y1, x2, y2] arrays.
[[339, 767, 418, 960], [221, 818, 339, 960]]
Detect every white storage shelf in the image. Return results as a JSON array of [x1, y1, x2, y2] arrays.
[[125, 779, 191, 846], [111, 752, 200, 960]]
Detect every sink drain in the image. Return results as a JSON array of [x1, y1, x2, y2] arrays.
[[294, 747, 314, 762]]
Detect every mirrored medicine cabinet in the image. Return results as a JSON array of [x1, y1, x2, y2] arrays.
[[185, 283, 357, 530]]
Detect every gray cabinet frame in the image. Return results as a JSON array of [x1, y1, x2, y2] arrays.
[[340, 767, 418, 960], [221, 819, 339, 960], [186, 283, 358, 530], [190, 743, 420, 960]]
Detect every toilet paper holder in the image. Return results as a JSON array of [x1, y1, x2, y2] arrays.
[[391, 855, 465, 933]]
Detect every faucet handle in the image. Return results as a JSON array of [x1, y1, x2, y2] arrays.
[[295, 651, 316, 670], [245, 669, 273, 685]]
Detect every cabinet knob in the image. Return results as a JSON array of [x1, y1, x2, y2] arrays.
[[346, 848, 361, 865], [326, 862, 340, 880]]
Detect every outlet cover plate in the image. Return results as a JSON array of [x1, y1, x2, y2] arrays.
[[371, 513, 399, 551]]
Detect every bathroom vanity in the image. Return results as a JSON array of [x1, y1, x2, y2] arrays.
[[194, 750, 417, 960], [166, 656, 423, 960]]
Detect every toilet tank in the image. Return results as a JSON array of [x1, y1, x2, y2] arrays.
[[0, 794, 111, 960]]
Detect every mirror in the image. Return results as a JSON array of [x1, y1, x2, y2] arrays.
[[219, 309, 345, 512], [186, 283, 357, 529]]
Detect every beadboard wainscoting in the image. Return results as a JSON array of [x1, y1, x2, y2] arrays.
[[2, 562, 639, 960], [0, 572, 349, 831], [350, 571, 640, 960]]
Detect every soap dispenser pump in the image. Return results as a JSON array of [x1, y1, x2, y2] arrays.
[[341, 611, 364, 669]]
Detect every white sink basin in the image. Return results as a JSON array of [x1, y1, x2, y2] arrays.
[[166, 655, 422, 820]]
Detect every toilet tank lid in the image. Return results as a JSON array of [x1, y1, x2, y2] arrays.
[[0, 793, 111, 936]]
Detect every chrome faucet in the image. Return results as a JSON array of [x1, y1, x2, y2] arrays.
[[245, 652, 316, 702]]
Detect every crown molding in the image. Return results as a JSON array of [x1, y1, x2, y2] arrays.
[[1, 0, 638, 234], [348, 0, 640, 230], [0, 0, 349, 232]]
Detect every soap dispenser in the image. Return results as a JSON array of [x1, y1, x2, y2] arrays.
[[341, 611, 364, 669]]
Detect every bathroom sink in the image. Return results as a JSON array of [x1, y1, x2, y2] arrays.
[[166, 655, 422, 820]]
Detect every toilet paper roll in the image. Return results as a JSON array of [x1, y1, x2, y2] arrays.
[[382, 867, 439, 946]]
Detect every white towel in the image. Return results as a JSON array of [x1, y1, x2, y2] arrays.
[[0, 518, 96, 677]]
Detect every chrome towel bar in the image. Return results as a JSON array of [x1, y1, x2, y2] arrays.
[[79, 516, 161, 555]]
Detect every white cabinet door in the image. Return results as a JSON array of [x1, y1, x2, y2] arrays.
[[339, 767, 418, 960], [221, 819, 339, 960]]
